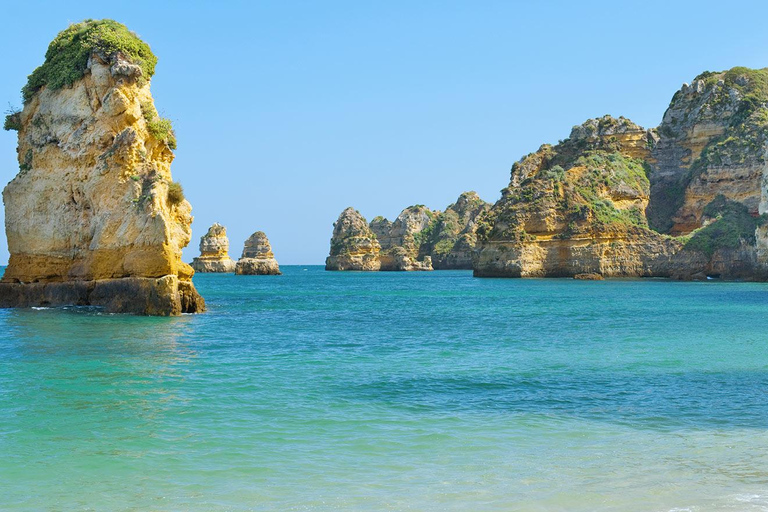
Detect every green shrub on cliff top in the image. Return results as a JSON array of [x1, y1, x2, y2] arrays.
[[22, 19, 157, 103], [167, 181, 185, 206], [140, 101, 177, 150], [3, 110, 21, 131]]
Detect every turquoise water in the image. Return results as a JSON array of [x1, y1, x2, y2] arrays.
[[3, 266, 768, 511]]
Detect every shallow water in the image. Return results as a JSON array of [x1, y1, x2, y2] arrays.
[[2, 266, 768, 511]]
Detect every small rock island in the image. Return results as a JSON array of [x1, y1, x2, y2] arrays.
[[235, 231, 281, 275], [0, 20, 205, 314], [191, 223, 236, 273]]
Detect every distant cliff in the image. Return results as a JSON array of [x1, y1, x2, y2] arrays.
[[0, 19, 205, 313], [327, 192, 489, 271], [475, 67, 768, 280]]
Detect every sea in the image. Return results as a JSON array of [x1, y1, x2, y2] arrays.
[[2, 265, 768, 511]]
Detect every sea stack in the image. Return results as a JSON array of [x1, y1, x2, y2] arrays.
[[373, 205, 434, 271], [235, 231, 281, 275], [326, 207, 381, 270], [191, 223, 236, 273], [424, 191, 491, 269], [0, 20, 205, 314], [385, 193, 491, 270], [326, 193, 490, 272]]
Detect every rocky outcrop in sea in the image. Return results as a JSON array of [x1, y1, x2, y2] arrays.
[[474, 67, 768, 280], [235, 231, 281, 275], [0, 19, 205, 314], [191, 223, 236, 273], [374, 205, 434, 271], [326, 208, 381, 271], [418, 191, 491, 269], [327, 193, 490, 271]]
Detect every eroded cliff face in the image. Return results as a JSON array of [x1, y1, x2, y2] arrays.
[[418, 191, 490, 269], [326, 207, 381, 271], [191, 223, 236, 273], [376, 206, 434, 271], [649, 67, 768, 236], [474, 116, 687, 277], [235, 231, 281, 275], [475, 74, 768, 281], [328, 193, 490, 272], [0, 20, 205, 314]]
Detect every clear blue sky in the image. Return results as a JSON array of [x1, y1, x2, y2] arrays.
[[2, 1, 768, 265]]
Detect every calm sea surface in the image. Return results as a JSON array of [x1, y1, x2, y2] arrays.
[[2, 266, 768, 511]]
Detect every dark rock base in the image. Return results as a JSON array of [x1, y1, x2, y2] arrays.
[[0, 275, 205, 315], [235, 258, 281, 275]]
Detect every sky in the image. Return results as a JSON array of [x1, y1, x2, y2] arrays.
[[2, 1, 768, 265]]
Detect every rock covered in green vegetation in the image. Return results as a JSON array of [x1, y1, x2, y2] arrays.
[[474, 115, 687, 277], [648, 67, 768, 279], [475, 67, 768, 280], [326, 208, 381, 271], [21, 19, 157, 103], [377, 205, 435, 271], [417, 191, 491, 269], [327, 192, 490, 272], [0, 19, 204, 314], [649, 67, 768, 235]]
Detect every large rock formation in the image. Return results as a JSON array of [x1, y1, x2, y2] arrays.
[[191, 223, 236, 273], [474, 116, 686, 277], [418, 191, 490, 269], [475, 67, 768, 280], [327, 193, 489, 271], [649, 67, 768, 235], [235, 231, 281, 275], [374, 205, 434, 271], [0, 20, 205, 314], [326, 208, 381, 271]]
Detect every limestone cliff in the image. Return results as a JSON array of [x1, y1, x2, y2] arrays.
[[191, 223, 236, 273], [0, 20, 205, 314], [235, 231, 281, 275], [649, 67, 768, 235], [475, 70, 768, 281], [374, 206, 434, 271], [326, 208, 381, 271], [474, 116, 689, 277], [327, 193, 489, 272], [418, 191, 490, 269]]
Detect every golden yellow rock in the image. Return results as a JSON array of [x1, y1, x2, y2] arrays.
[[0, 20, 204, 315]]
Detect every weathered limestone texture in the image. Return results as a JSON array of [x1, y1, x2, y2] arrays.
[[235, 231, 281, 275], [191, 223, 236, 273], [325, 208, 381, 271], [418, 192, 491, 269], [0, 20, 205, 314], [474, 67, 768, 282], [375, 206, 434, 271], [327, 193, 489, 272]]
